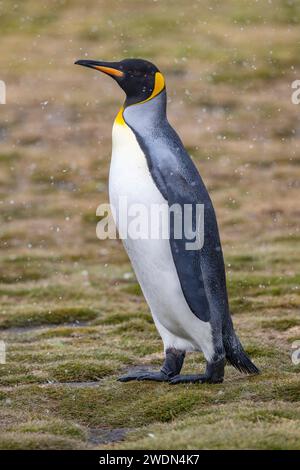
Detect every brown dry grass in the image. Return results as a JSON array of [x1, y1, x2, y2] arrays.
[[0, 0, 299, 449]]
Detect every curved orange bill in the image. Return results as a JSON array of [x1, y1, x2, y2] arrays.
[[93, 65, 123, 77], [75, 60, 124, 78]]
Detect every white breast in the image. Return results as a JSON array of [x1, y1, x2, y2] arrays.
[[109, 121, 213, 359]]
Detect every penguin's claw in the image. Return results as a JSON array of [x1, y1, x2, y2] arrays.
[[169, 374, 223, 385], [118, 370, 169, 382]]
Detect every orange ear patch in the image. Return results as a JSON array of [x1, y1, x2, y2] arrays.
[[135, 72, 165, 106], [148, 72, 165, 100]]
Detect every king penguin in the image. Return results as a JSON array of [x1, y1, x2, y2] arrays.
[[75, 58, 259, 384]]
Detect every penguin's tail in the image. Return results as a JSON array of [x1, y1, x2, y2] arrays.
[[224, 328, 260, 375]]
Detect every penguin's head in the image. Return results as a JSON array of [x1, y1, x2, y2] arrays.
[[75, 58, 165, 107]]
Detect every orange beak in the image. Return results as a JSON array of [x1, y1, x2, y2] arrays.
[[93, 65, 124, 77]]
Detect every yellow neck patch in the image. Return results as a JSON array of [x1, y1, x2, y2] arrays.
[[115, 106, 125, 125], [114, 72, 165, 126]]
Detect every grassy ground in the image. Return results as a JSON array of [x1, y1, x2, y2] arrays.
[[0, 0, 299, 450]]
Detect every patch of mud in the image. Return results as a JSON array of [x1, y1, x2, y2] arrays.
[[60, 381, 101, 388], [88, 427, 131, 445], [1, 381, 102, 392], [0, 321, 89, 334]]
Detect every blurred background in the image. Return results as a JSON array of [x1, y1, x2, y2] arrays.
[[0, 0, 299, 450]]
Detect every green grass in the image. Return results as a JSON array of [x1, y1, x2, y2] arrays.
[[0, 0, 299, 451], [0, 307, 99, 329], [114, 402, 300, 450], [262, 318, 300, 332], [46, 361, 115, 382]]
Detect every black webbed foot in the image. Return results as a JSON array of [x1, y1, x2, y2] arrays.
[[169, 373, 223, 385], [118, 348, 185, 383], [169, 357, 225, 385], [118, 370, 169, 382], [136, 371, 170, 382]]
